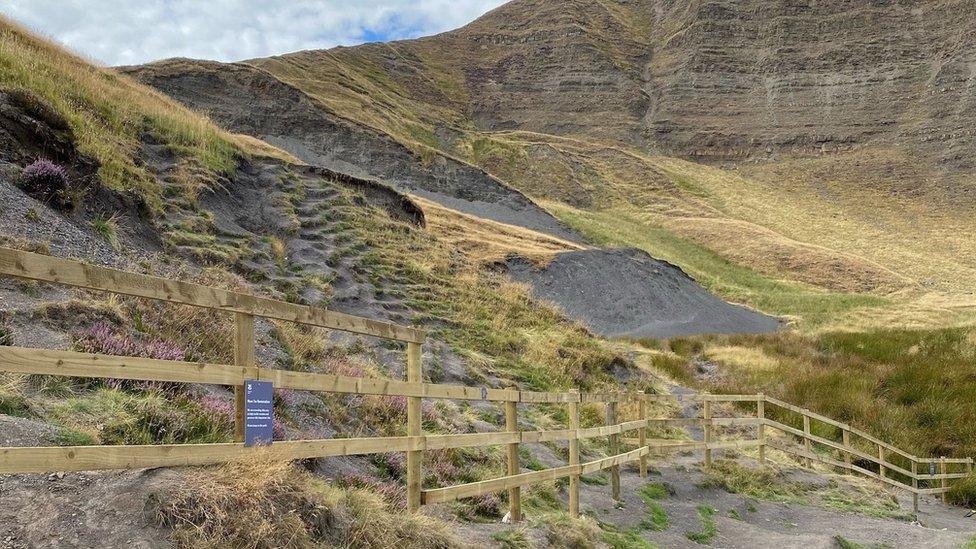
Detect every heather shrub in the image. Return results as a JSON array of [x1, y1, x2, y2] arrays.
[[197, 393, 286, 441], [19, 158, 70, 206], [72, 321, 186, 392]]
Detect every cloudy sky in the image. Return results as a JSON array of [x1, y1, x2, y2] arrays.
[[1, 1, 509, 66]]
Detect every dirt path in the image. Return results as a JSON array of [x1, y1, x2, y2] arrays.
[[451, 451, 975, 548]]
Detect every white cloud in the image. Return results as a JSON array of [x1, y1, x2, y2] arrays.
[[0, 0, 509, 66]]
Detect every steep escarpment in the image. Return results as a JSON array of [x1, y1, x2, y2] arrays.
[[124, 59, 582, 242]]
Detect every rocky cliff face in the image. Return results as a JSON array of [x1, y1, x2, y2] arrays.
[[251, 0, 976, 174]]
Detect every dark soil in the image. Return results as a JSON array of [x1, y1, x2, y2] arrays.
[[506, 248, 781, 339]]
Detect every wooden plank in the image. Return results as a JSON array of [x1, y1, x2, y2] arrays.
[[709, 418, 763, 427], [638, 397, 647, 478], [405, 342, 422, 513], [941, 457, 948, 504], [0, 346, 247, 386], [0, 247, 425, 343], [915, 472, 969, 481], [707, 439, 762, 451], [0, 437, 423, 473], [504, 395, 521, 522], [520, 429, 575, 444], [703, 399, 712, 467], [421, 464, 579, 504], [757, 395, 766, 466], [842, 428, 852, 474], [803, 415, 812, 468], [606, 401, 620, 500], [423, 432, 517, 450], [568, 391, 581, 518], [912, 460, 919, 512], [233, 312, 254, 443], [580, 447, 649, 475], [520, 391, 579, 403], [0, 346, 521, 403], [647, 417, 701, 426], [703, 395, 762, 402]]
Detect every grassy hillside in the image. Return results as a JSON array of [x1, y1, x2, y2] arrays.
[[241, 0, 976, 465], [0, 16, 297, 209]]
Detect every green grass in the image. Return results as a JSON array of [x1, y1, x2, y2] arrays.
[[964, 535, 976, 549], [600, 524, 659, 549], [91, 213, 123, 251], [833, 535, 891, 549], [699, 461, 807, 504], [47, 388, 231, 445], [547, 203, 887, 329], [491, 528, 533, 549], [637, 483, 670, 531], [689, 327, 976, 458], [685, 505, 717, 544]]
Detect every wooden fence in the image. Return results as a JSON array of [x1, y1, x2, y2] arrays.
[[0, 248, 970, 517]]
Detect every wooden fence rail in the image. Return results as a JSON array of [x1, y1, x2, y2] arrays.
[[0, 248, 971, 518]]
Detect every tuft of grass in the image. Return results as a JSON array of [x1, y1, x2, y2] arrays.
[[600, 524, 659, 549], [637, 483, 670, 531], [685, 505, 717, 545], [492, 528, 534, 549], [833, 535, 891, 549], [91, 212, 124, 251], [47, 388, 231, 445], [699, 460, 807, 504], [0, 374, 30, 416], [539, 512, 603, 548]]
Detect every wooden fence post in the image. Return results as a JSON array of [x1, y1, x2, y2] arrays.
[[638, 394, 648, 478], [606, 400, 620, 501], [940, 456, 947, 504], [233, 312, 255, 442], [802, 414, 811, 468], [568, 390, 580, 518], [878, 445, 886, 484], [406, 342, 423, 513], [703, 398, 712, 467], [504, 390, 521, 522], [911, 460, 919, 513], [756, 394, 765, 466], [842, 428, 851, 474]]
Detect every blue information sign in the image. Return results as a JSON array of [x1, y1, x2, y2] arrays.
[[244, 380, 274, 447]]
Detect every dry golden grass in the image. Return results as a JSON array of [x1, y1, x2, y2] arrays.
[[703, 346, 780, 373], [153, 457, 459, 548], [415, 195, 583, 266]]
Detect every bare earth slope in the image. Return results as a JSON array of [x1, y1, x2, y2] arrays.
[[507, 248, 780, 339], [122, 59, 582, 243]]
